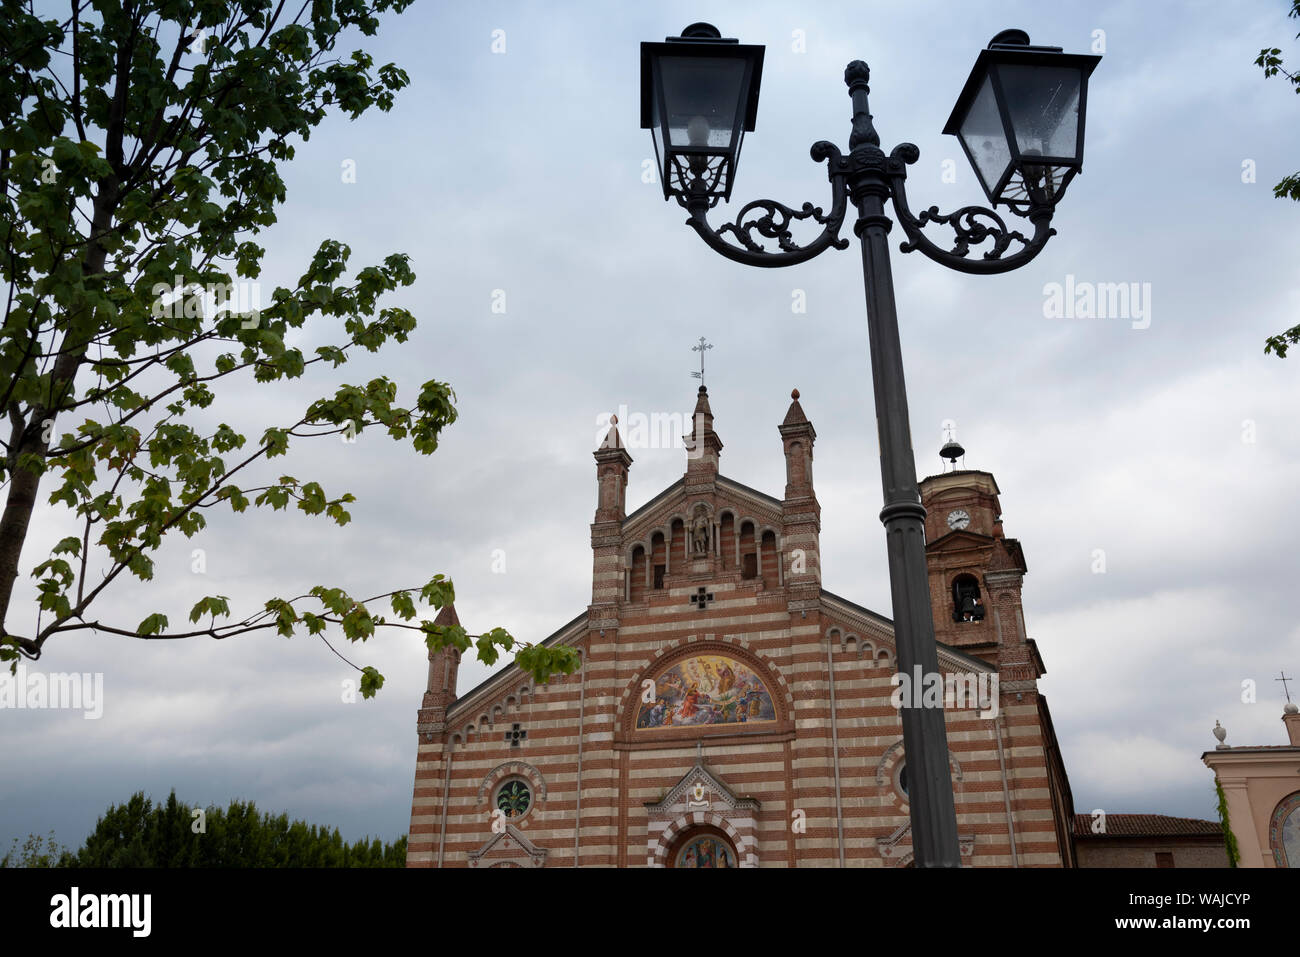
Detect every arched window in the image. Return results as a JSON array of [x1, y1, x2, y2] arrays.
[[951, 574, 985, 623], [719, 513, 735, 569], [630, 546, 647, 603], [760, 530, 778, 586], [739, 521, 757, 579], [651, 532, 666, 590]]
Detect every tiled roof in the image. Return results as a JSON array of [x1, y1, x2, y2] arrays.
[[1073, 814, 1223, 839]]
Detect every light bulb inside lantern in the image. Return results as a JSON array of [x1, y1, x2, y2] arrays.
[[686, 114, 710, 146], [1020, 147, 1053, 206]]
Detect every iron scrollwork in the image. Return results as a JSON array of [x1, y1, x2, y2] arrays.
[[681, 143, 850, 268], [716, 199, 846, 256], [886, 143, 1056, 274], [678, 135, 1057, 273]]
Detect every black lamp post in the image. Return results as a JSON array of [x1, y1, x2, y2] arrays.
[[641, 25, 1100, 868]]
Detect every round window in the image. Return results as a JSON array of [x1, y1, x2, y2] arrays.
[[495, 779, 532, 819]]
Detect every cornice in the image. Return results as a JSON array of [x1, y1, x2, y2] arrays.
[[447, 614, 587, 724]]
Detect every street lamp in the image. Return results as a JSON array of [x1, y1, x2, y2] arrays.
[[946, 29, 1098, 212], [639, 22, 764, 203], [640, 25, 1100, 868]]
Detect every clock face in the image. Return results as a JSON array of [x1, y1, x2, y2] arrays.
[[946, 509, 971, 531]]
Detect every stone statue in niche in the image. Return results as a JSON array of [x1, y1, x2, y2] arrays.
[[691, 505, 711, 557]]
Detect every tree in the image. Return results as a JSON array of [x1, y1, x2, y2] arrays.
[[0, 830, 71, 867], [0, 1, 578, 689], [55, 790, 407, 866], [1256, 0, 1300, 357]]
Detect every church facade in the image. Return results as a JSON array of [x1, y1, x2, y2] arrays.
[[406, 387, 1076, 867]]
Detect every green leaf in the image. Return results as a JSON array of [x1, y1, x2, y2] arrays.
[[424, 622, 469, 654], [138, 613, 169, 636], [189, 595, 231, 623], [390, 591, 416, 620], [418, 574, 454, 609]]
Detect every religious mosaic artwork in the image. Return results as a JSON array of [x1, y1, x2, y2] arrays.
[[1270, 794, 1300, 868], [636, 653, 776, 729], [675, 834, 736, 868]]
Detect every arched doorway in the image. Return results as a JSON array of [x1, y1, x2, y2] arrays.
[[667, 825, 740, 868]]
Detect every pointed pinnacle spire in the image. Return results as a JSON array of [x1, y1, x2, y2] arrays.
[[433, 603, 460, 629], [599, 413, 625, 451], [782, 388, 809, 427], [693, 385, 713, 419], [685, 385, 722, 474]]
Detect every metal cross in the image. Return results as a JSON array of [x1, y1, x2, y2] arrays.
[[688, 586, 714, 611], [1278, 671, 1294, 704], [691, 336, 713, 385], [503, 723, 527, 748]]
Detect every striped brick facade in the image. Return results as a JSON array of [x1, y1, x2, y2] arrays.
[[407, 388, 1076, 867]]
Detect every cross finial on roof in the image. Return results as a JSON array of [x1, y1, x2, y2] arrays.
[[691, 337, 713, 386]]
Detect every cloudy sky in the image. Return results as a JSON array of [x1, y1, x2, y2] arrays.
[[5, 0, 1300, 854]]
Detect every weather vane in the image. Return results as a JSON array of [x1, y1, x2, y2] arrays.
[[691, 336, 713, 386]]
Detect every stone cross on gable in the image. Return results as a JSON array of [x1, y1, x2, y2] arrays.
[[503, 723, 527, 748], [688, 586, 714, 611]]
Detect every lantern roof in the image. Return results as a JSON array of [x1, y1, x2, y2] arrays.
[[942, 30, 1101, 137], [639, 23, 765, 134]]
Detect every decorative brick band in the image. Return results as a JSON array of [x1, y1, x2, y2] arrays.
[[447, 680, 536, 749]]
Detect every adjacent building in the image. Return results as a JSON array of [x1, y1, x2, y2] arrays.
[[1202, 705, 1300, 867], [1073, 813, 1229, 868]]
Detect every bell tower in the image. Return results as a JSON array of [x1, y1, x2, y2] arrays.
[[918, 451, 1031, 676]]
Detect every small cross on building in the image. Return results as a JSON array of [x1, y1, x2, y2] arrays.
[[689, 586, 714, 611], [504, 723, 527, 748]]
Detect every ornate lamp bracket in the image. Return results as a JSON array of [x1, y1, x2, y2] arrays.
[[676, 54, 1060, 275], [679, 142, 851, 268], [885, 143, 1057, 274]]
